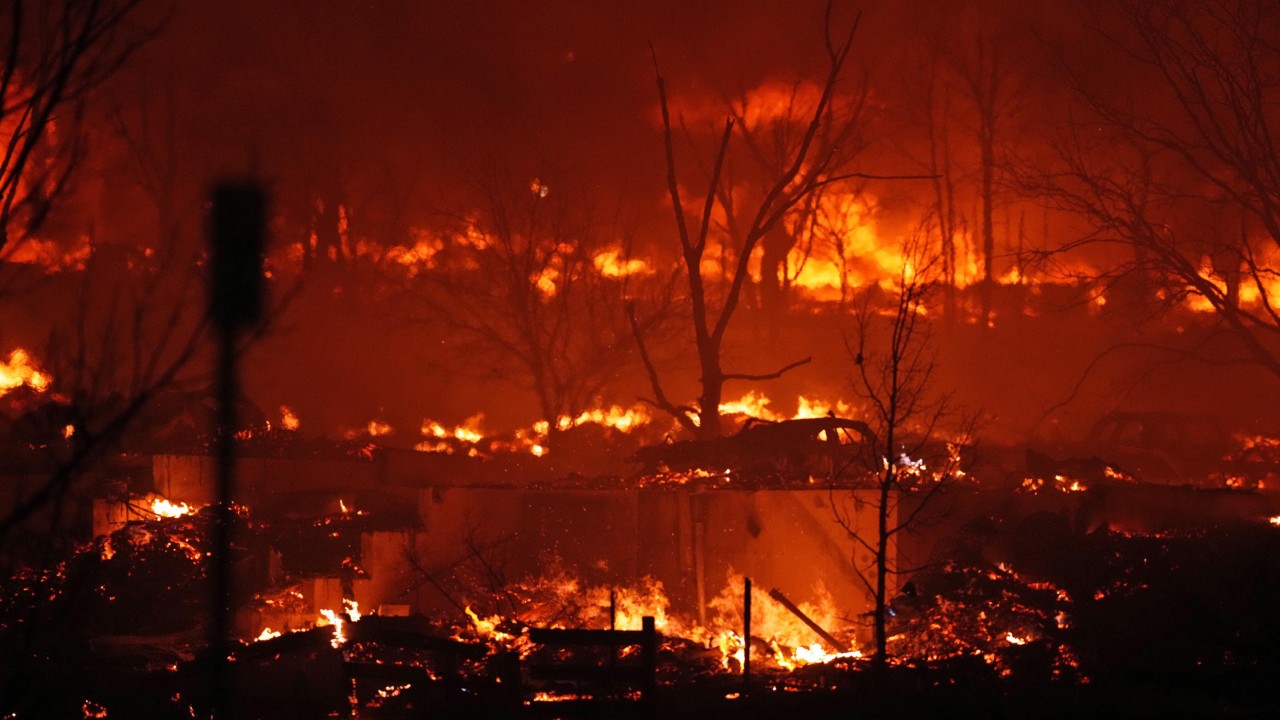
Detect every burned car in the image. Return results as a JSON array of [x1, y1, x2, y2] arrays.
[[1026, 411, 1257, 487], [630, 416, 874, 479]]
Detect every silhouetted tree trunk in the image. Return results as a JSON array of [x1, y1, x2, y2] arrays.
[[951, 31, 1022, 326], [631, 3, 865, 438], [836, 226, 969, 668], [923, 54, 960, 323]]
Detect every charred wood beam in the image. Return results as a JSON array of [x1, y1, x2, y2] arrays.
[[767, 587, 842, 650], [528, 626, 652, 646]]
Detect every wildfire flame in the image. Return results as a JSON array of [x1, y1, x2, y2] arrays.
[[345, 420, 393, 440], [463, 605, 521, 647], [319, 608, 345, 648], [717, 391, 858, 426], [1021, 475, 1089, 493], [280, 405, 300, 431], [474, 567, 860, 672], [692, 571, 860, 671], [592, 248, 653, 279], [418, 405, 658, 456], [0, 348, 51, 395], [717, 390, 780, 421], [384, 228, 444, 276], [318, 599, 360, 649], [5, 235, 92, 273], [149, 497, 193, 518], [421, 415, 485, 444], [552, 404, 653, 433]]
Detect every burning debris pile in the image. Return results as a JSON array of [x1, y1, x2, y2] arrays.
[[1, 502, 234, 660], [885, 562, 1080, 683], [455, 567, 862, 681], [3, 469, 1280, 717]]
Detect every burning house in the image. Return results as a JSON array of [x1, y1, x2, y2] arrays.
[[4, 0, 1280, 717]]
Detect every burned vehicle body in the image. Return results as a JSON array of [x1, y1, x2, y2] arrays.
[[631, 416, 874, 478], [1027, 411, 1244, 486]]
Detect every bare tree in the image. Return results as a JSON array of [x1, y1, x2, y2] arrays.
[[947, 25, 1026, 325], [834, 226, 969, 668], [1024, 0, 1280, 378], [920, 48, 964, 322], [631, 4, 865, 439], [0, 0, 149, 251], [403, 175, 653, 449], [719, 76, 873, 316]]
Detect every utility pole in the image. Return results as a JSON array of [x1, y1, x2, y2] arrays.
[[209, 184, 266, 720]]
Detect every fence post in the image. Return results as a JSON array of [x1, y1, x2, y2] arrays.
[[743, 577, 752, 692], [641, 615, 657, 699]]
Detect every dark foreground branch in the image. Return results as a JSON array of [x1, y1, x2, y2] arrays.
[[723, 355, 813, 382]]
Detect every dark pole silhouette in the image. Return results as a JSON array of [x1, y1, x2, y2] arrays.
[[743, 576, 752, 692], [209, 184, 266, 720]]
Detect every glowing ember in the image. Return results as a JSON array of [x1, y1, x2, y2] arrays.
[[530, 691, 585, 703], [1022, 475, 1089, 493], [1269, 515, 1280, 526], [0, 348, 51, 395], [375, 683, 411, 700]]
